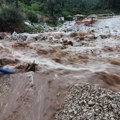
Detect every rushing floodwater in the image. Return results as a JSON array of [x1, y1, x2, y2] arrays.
[[0, 16, 120, 120]]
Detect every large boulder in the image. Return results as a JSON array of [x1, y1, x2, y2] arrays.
[[74, 14, 85, 21], [11, 32, 19, 40], [58, 17, 65, 23], [11, 32, 28, 41]]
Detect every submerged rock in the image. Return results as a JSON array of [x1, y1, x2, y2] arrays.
[[0, 32, 7, 40], [11, 32, 19, 40]]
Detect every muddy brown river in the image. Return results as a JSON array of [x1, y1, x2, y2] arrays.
[[0, 16, 120, 120]]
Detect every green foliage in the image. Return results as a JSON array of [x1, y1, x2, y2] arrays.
[[47, 16, 58, 25], [1, 0, 120, 18], [31, 3, 39, 11], [23, 0, 31, 5], [5, 0, 19, 8], [39, 0, 64, 17], [0, 0, 120, 32], [5, 0, 15, 4], [0, 6, 24, 32], [23, 25, 43, 33], [62, 10, 70, 17], [27, 11, 38, 22]]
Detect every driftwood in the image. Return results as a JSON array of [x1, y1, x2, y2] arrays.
[[25, 61, 37, 72], [63, 40, 73, 46]]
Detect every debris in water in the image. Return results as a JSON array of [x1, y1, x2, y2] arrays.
[[25, 61, 37, 72]]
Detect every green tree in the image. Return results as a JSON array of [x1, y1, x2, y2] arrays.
[[0, 7, 24, 32], [5, 0, 19, 8]]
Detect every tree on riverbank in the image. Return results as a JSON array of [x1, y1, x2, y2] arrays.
[[0, 7, 23, 32], [0, 0, 120, 32], [1, 0, 120, 17]]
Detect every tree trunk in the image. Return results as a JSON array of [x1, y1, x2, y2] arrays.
[[15, 0, 19, 8]]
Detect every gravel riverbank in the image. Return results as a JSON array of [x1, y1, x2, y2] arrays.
[[56, 84, 120, 120]]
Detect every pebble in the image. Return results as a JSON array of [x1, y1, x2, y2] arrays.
[[56, 84, 120, 120]]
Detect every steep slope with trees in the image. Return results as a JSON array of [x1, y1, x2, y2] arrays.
[[0, 0, 120, 32]]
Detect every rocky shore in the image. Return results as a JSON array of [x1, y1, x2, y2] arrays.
[[56, 84, 120, 120]]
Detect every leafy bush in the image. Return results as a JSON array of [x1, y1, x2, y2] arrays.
[[0, 7, 24, 32], [46, 16, 58, 25], [62, 10, 70, 18], [31, 3, 39, 11], [27, 11, 38, 23], [23, 25, 43, 33]]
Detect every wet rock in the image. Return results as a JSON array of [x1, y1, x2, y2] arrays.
[[48, 36, 54, 41], [67, 41, 73, 46], [67, 28, 72, 32], [54, 33, 63, 39], [41, 36, 47, 41], [88, 101, 95, 106], [21, 33, 39, 41], [63, 40, 73, 46], [0, 58, 19, 66], [100, 34, 111, 39], [58, 17, 64, 23], [19, 34, 28, 41], [26, 36, 36, 41], [10, 32, 27, 41], [11, 32, 19, 40], [69, 32, 78, 37], [34, 34, 48, 41], [0, 32, 8, 40], [91, 30, 95, 33], [85, 34, 96, 40], [105, 26, 109, 28]]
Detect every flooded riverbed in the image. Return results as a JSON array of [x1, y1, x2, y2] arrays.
[[0, 16, 120, 120]]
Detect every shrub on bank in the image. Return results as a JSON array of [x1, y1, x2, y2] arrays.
[[31, 3, 39, 11], [22, 25, 43, 33], [0, 7, 24, 32], [27, 11, 38, 23]]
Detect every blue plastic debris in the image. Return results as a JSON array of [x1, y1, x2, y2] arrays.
[[0, 68, 14, 74]]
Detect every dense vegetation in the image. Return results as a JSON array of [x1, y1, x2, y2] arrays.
[[0, 0, 120, 32]]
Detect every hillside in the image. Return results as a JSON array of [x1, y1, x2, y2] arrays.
[[0, 0, 120, 32]]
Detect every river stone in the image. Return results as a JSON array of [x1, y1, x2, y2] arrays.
[[56, 84, 120, 120]]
